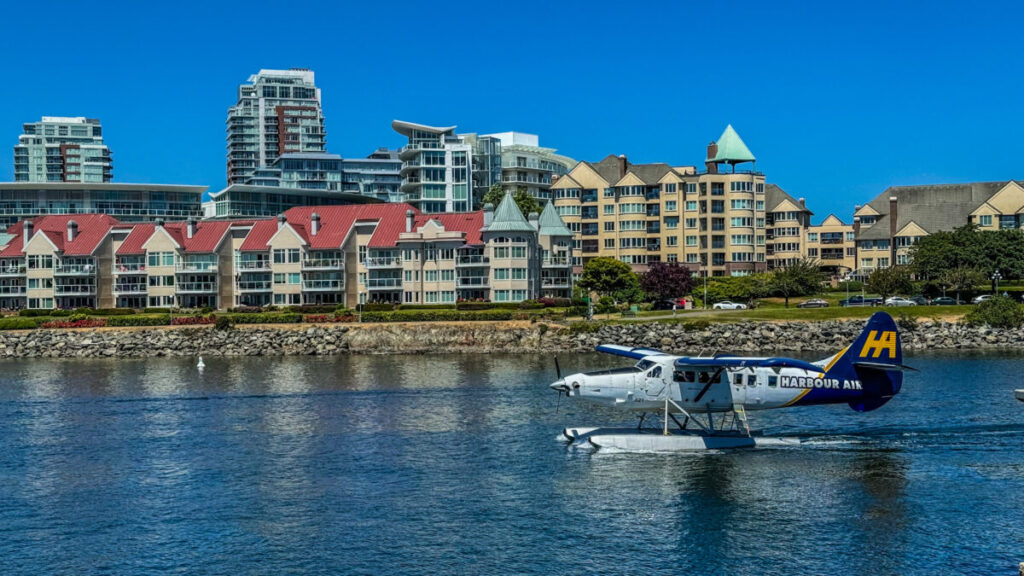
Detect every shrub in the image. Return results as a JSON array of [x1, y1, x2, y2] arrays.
[[538, 297, 573, 308], [567, 321, 606, 335], [20, 309, 71, 317], [964, 296, 1024, 328], [215, 316, 233, 331], [171, 315, 216, 326], [107, 315, 172, 327], [226, 313, 302, 324], [681, 319, 711, 331], [362, 303, 396, 312], [361, 309, 526, 322], [517, 299, 545, 310], [286, 304, 338, 314], [455, 301, 523, 311], [143, 307, 171, 314], [303, 314, 356, 323], [228, 306, 263, 314], [895, 310, 919, 332], [41, 318, 107, 329], [200, 307, 214, 315], [595, 296, 616, 315], [76, 308, 136, 316], [0, 317, 37, 330], [396, 304, 457, 310]]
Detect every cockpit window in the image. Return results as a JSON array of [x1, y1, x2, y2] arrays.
[[648, 366, 662, 378], [636, 360, 655, 371]]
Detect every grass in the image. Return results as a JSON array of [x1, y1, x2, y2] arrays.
[[603, 304, 975, 325]]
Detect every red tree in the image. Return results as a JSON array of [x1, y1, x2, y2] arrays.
[[641, 262, 695, 301]]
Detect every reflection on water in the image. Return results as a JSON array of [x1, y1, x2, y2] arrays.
[[0, 353, 1021, 574]]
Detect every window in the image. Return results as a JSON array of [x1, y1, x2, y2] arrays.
[[494, 268, 509, 280], [424, 270, 438, 282], [604, 239, 614, 249], [494, 247, 509, 259], [666, 236, 678, 247], [511, 246, 526, 258], [665, 201, 677, 212], [685, 201, 697, 211], [730, 217, 753, 227], [685, 236, 698, 247], [512, 268, 527, 280], [768, 375, 778, 387], [665, 217, 679, 229], [734, 373, 743, 385], [807, 233, 818, 242], [273, 249, 300, 264], [604, 222, 615, 232], [665, 183, 677, 193], [603, 205, 615, 215], [147, 252, 173, 268], [441, 270, 454, 281], [730, 199, 753, 210]]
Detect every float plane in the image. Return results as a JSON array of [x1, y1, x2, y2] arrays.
[[551, 311, 915, 451]]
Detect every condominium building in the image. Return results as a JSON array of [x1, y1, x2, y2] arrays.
[[553, 125, 790, 277], [852, 180, 1024, 275], [482, 132, 575, 202], [226, 68, 326, 185], [205, 184, 381, 219], [14, 117, 112, 183], [0, 182, 205, 228], [764, 184, 813, 269], [0, 192, 572, 310], [393, 120, 474, 213], [805, 215, 857, 282], [340, 149, 403, 202]]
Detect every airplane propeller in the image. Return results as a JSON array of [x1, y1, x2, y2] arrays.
[[554, 356, 564, 414]]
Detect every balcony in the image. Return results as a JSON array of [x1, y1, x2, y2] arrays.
[[176, 263, 218, 273], [177, 282, 217, 293], [302, 279, 343, 291], [236, 261, 272, 272], [0, 266, 26, 277], [821, 238, 843, 245], [542, 257, 571, 268], [457, 277, 489, 288], [366, 278, 402, 290], [53, 264, 97, 276], [54, 284, 96, 296], [456, 255, 489, 267], [237, 280, 272, 292], [113, 263, 147, 274], [112, 284, 147, 295], [0, 286, 26, 295], [541, 278, 571, 288], [362, 257, 400, 269]]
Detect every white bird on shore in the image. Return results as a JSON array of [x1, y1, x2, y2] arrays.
[[197, 356, 205, 371]]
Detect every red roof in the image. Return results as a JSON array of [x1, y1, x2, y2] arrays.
[[115, 224, 156, 255], [0, 214, 120, 257], [161, 220, 233, 253], [232, 205, 485, 252]]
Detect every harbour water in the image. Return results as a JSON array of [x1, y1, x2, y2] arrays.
[[0, 352, 1022, 575]]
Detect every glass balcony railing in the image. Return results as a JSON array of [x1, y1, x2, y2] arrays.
[[177, 282, 217, 293], [113, 262, 147, 274], [541, 278, 571, 287], [0, 266, 26, 276], [54, 264, 97, 275], [363, 257, 400, 268], [542, 257, 571, 267], [366, 278, 402, 289], [54, 284, 97, 295], [112, 284, 147, 294], [236, 261, 272, 271], [0, 286, 26, 295], [236, 281, 272, 292], [302, 279, 344, 291], [302, 258, 345, 270], [456, 256, 489, 266], [456, 277, 489, 287]]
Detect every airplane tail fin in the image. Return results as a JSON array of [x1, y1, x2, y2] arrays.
[[823, 311, 905, 412]]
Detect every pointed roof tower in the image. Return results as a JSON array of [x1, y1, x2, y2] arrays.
[[538, 201, 573, 237], [484, 191, 536, 232], [705, 125, 756, 172]]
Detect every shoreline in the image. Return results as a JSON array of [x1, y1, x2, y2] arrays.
[[0, 318, 1021, 358]]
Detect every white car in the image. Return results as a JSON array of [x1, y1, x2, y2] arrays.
[[972, 294, 993, 304], [713, 301, 748, 310], [884, 296, 915, 307]]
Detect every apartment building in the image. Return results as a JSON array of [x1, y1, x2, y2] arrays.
[[552, 125, 780, 277], [805, 215, 857, 282], [481, 132, 575, 202], [0, 182, 205, 228], [227, 69, 326, 185], [0, 193, 572, 310], [852, 180, 1024, 275], [14, 117, 112, 183], [393, 120, 475, 213], [764, 184, 813, 269]]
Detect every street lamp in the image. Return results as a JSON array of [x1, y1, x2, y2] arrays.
[[992, 271, 1002, 295]]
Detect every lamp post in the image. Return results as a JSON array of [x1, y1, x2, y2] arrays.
[[703, 273, 708, 310], [993, 271, 1002, 295]]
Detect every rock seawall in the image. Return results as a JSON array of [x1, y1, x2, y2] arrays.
[[0, 319, 1021, 359]]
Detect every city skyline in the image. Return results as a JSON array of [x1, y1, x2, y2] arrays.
[[2, 1, 1023, 222]]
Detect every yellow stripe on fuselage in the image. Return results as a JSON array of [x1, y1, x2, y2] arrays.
[[822, 346, 850, 373], [782, 388, 812, 407]]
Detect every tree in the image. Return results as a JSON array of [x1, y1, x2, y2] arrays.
[[703, 275, 764, 305], [866, 266, 913, 302], [577, 258, 643, 303], [913, 224, 1024, 284], [481, 185, 541, 217], [766, 259, 823, 308], [640, 262, 694, 302], [938, 265, 987, 301]]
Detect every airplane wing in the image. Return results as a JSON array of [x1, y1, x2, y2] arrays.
[[674, 356, 824, 373], [595, 344, 667, 360]]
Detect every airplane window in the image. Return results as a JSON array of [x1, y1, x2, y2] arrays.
[[698, 372, 710, 383], [733, 374, 743, 386], [637, 360, 655, 370], [649, 366, 662, 378], [768, 375, 778, 387], [674, 371, 695, 383], [748, 375, 757, 387]]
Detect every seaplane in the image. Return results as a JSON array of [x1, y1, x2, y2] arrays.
[[551, 311, 915, 451]]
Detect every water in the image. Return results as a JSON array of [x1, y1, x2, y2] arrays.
[[0, 351, 1022, 575]]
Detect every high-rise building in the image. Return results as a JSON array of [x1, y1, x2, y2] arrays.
[[393, 120, 474, 213], [14, 117, 112, 183], [226, 69, 326, 185], [482, 132, 575, 202]]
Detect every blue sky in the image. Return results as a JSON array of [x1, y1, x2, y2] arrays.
[[1, 1, 1021, 222]]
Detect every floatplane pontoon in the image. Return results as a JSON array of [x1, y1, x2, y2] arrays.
[[551, 312, 915, 451]]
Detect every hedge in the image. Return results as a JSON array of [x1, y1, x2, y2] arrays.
[[286, 304, 338, 314], [362, 309, 530, 322], [396, 304, 457, 310], [225, 312, 303, 324], [455, 301, 523, 311], [0, 317, 38, 330], [77, 308, 136, 316], [143, 307, 172, 313], [107, 315, 172, 327], [19, 309, 72, 317], [361, 303, 397, 312]]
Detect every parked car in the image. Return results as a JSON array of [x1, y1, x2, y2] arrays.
[[971, 294, 993, 304], [909, 295, 930, 306], [796, 298, 829, 308], [884, 296, 915, 307], [713, 301, 747, 310], [838, 295, 883, 307], [932, 296, 965, 306], [652, 300, 677, 311]]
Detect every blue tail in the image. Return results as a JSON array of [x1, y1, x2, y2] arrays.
[[824, 312, 904, 412]]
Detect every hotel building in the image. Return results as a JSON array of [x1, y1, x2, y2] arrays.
[[0, 192, 572, 310], [226, 69, 326, 185], [14, 117, 112, 183]]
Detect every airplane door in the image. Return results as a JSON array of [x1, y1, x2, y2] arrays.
[[643, 366, 667, 399], [729, 370, 747, 405], [747, 370, 763, 405]]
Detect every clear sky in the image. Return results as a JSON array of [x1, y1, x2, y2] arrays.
[[2, 0, 1022, 222]]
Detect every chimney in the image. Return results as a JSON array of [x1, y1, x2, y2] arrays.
[[310, 212, 320, 236], [528, 212, 539, 231], [798, 198, 806, 208], [705, 141, 719, 174], [889, 196, 898, 242], [155, 218, 164, 228], [187, 218, 196, 239], [22, 220, 33, 246], [483, 203, 495, 228], [405, 210, 414, 233], [277, 214, 286, 230], [617, 154, 628, 179], [67, 220, 78, 242], [853, 216, 861, 236], [854, 204, 861, 211]]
